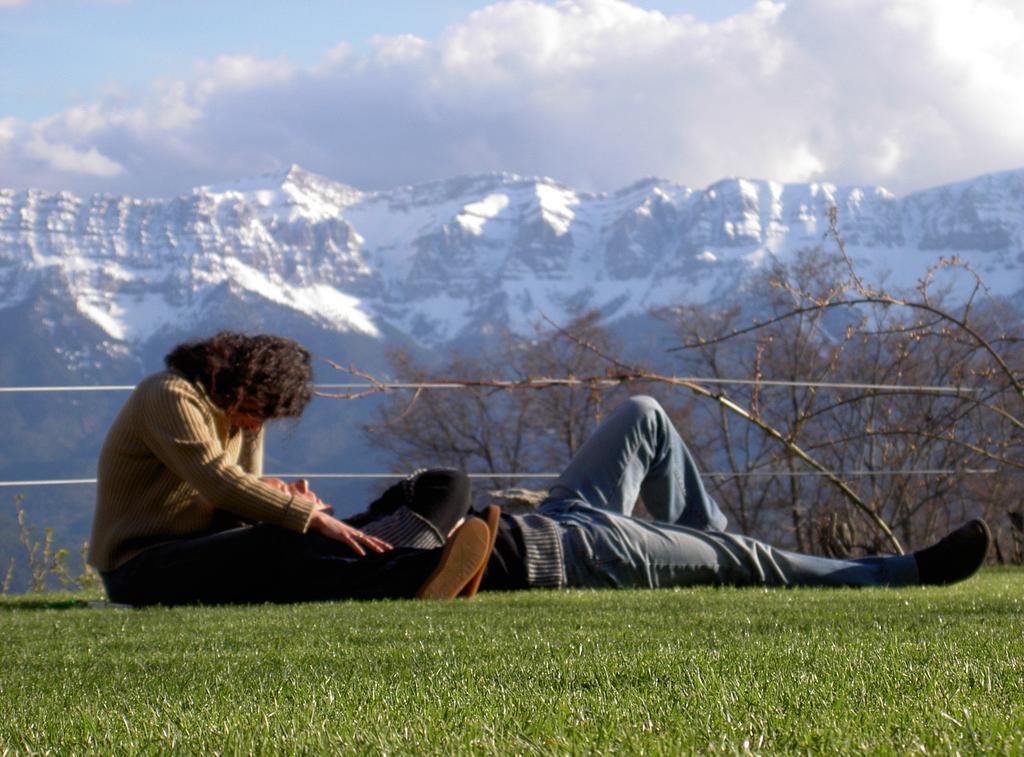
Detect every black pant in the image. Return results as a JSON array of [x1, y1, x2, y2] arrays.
[[102, 470, 471, 606], [103, 525, 442, 606]]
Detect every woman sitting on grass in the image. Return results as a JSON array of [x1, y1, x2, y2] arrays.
[[90, 332, 482, 605]]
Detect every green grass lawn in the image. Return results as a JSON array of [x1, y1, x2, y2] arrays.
[[2, 569, 1022, 754]]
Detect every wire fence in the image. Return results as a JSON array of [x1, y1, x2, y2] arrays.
[[0, 380, 999, 490], [0, 469, 1000, 489], [0, 379, 981, 394]]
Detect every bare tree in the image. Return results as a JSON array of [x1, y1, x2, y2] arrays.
[[363, 314, 636, 493]]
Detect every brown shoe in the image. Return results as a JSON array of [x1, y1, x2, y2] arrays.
[[415, 517, 491, 599], [460, 505, 501, 598]]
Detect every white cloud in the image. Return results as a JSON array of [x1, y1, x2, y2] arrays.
[[194, 54, 296, 96], [0, 116, 17, 144], [24, 127, 124, 177], [3, 0, 1024, 197]]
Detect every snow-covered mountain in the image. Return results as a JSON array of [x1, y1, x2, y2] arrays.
[[4, 165, 1023, 361]]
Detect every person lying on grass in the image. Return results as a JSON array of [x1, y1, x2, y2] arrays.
[[90, 332, 991, 606], [453, 395, 991, 594]]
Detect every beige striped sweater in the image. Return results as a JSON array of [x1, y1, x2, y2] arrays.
[[88, 371, 315, 572]]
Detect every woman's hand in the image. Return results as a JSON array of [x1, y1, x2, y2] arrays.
[[287, 478, 332, 513], [308, 510, 393, 556], [261, 478, 382, 554], [261, 477, 332, 513]]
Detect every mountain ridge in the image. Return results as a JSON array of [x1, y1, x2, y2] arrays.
[[3, 165, 1024, 353]]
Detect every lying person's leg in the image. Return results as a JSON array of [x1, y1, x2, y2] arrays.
[[347, 469, 472, 548], [547, 395, 727, 530], [548, 503, 989, 589]]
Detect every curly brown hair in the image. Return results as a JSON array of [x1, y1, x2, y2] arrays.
[[165, 332, 313, 419]]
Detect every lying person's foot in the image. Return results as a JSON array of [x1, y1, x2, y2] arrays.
[[913, 519, 992, 585], [416, 517, 492, 599]]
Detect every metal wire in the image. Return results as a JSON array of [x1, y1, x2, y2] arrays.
[[0, 383, 992, 490], [0, 468, 998, 488], [704, 468, 998, 478], [0, 478, 101, 487], [0, 378, 979, 394], [0, 385, 136, 393]]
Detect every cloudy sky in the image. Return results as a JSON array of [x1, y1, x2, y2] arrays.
[[2, 0, 1023, 198]]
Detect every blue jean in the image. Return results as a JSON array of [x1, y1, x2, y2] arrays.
[[540, 396, 919, 589]]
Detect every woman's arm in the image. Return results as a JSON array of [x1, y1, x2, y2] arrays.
[[137, 377, 315, 532]]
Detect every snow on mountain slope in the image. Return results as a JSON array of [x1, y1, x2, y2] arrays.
[[202, 165, 365, 223], [2, 165, 1023, 351]]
